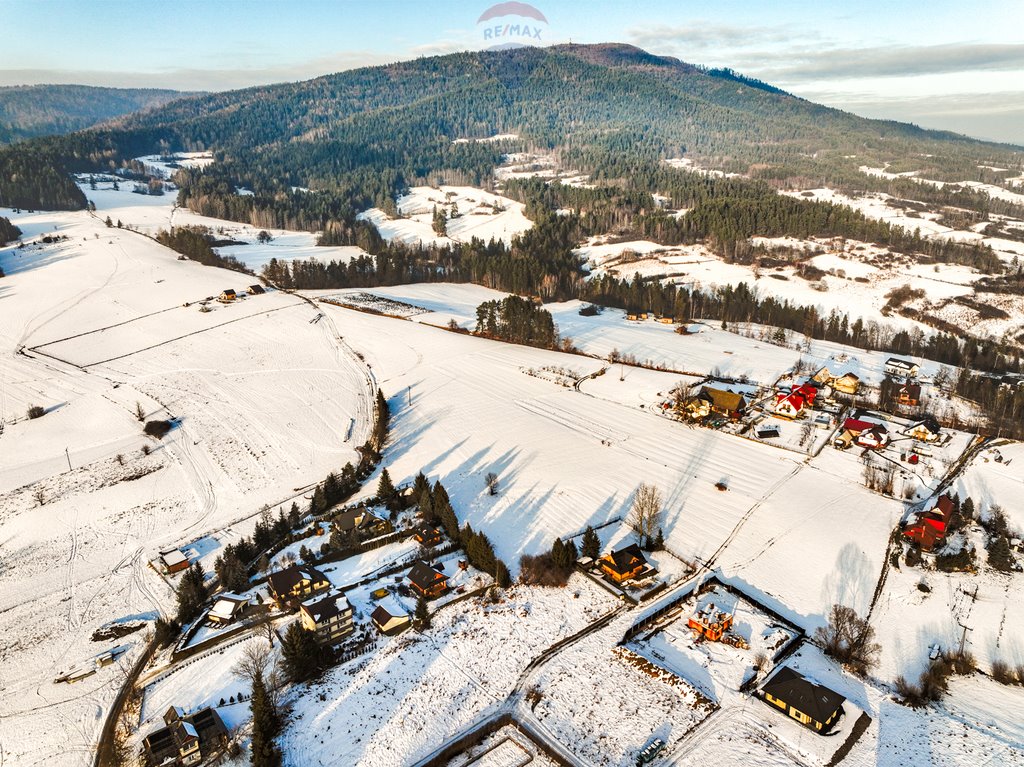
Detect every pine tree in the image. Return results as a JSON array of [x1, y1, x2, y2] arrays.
[[419, 494, 437, 524], [250, 672, 282, 767], [413, 472, 431, 504], [288, 501, 301, 528], [565, 539, 578, 564], [551, 538, 568, 569], [280, 623, 323, 683], [494, 559, 511, 588], [961, 497, 975, 522], [414, 595, 431, 629], [581, 525, 600, 560], [377, 468, 396, 505], [175, 563, 208, 623], [654, 528, 665, 551]]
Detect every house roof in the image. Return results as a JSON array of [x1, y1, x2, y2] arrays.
[[776, 392, 806, 411], [699, 387, 746, 412], [248, 284, 265, 294], [843, 418, 884, 434], [408, 560, 446, 590], [762, 666, 845, 721], [334, 507, 382, 532], [886, 357, 916, 369], [209, 594, 248, 620], [300, 592, 351, 624], [222, 288, 236, 295], [907, 415, 941, 434], [160, 549, 187, 566], [900, 383, 922, 398], [929, 494, 955, 522], [267, 564, 328, 595], [606, 543, 648, 573], [371, 602, 409, 628]]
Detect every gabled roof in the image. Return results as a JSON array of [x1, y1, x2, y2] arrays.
[[699, 387, 746, 413], [371, 602, 409, 628], [775, 392, 806, 411], [762, 666, 845, 721], [267, 564, 328, 595], [221, 288, 236, 296], [408, 560, 446, 590], [886, 357, 916, 369], [843, 418, 884, 434], [899, 383, 922, 398], [907, 415, 941, 434], [606, 543, 648, 573], [300, 592, 351, 624], [160, 549, 187, 566]]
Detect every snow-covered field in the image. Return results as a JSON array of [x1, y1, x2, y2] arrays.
[[357, 185, 532, 247], [0, 199, 370, 766]]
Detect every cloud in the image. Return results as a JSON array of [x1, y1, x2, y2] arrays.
[[626, 22, 796, 50], [755, 43, 1024, 82]]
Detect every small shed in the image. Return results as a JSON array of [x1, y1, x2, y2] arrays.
[[159, 549, 189, 574]]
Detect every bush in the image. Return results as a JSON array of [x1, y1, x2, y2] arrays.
[[935, 547, 975, 572], [519, 553, 571, 587], [143, 419, 173, 439], [27, 405, 45, 419], [991, 660, 1017, 685]]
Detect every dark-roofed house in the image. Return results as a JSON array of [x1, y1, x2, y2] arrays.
[[371, 602, 411, 635], [599, 543, 649, 583], [903, 494, 957, 551], [218, 289, 236, 302], [885, 357, 920, 379], [333, 507, 388, 537], [407, 560, 448, 598], [760, 667, 845, 733], [207, 593, 249, 625], [248, 284, 266, 295], [897, 383, 922, 406], [299, 592, 354, 644], [414, 525, 443, 548], [903, 416, 942, 443], [142, 706, 228, 766], [698, 387, 748, 419], [267, 564, 330, 606]]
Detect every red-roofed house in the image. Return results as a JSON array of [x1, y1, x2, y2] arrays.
[[903, 495, 956, 551]]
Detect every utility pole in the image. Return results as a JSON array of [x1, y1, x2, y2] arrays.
[[65, 447, 72, 472], [407, 385, 412, 407]]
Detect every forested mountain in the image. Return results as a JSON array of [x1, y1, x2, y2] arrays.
[[2, 43, 1022, 214], [0, 84, 191, 144]]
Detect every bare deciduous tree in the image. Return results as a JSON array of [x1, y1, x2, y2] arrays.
[[814, 604, 880, 676], [628, 483, 662, 543], [134, 401, 145, 422], [485, 472, 499, 496], [232, 640, 272, 686], [32, 486, 46, 507]]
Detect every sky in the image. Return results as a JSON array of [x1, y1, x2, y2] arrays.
[[2, 0, 1023, 145]]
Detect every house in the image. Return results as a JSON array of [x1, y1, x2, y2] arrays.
[[885, 357, 920, 379], [835, 417, 889, 450], [833, 372, 860, 395], [897, 383, 922, 406], [414, 525, 443, 548], [599, 543, 649, 583], [697, 387, 748, 419], [370, 602, 411, 635], [760, 666, 845, 733], [160, 548, 189, 574], [207, 593, 249, 625], [904, 416, 942, 443], [218, 289, 236, 302], [774, 391, 806, 419], [855, 424, 889, 449], [248, 284, 265, 295], [299, 592, 354, 644], [143, 706, 228, 767], [903, 494, 957, 551], [407, 560, 448, 598], [333, 507, 389, 537], [267, 564, 330, 605], [657, 315, 674, 324], [813, 367, 860, 395]]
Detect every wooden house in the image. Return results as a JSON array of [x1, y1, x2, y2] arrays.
[[599, 543, 649, 583], [207, 593, 249, 625], [248, 284, 265, 295], [300, 592, 354, 644], [333, 507, 388, 537], [697, 387, 747, 419], [833, 372, 860, 395], [267, 564, 330, 606], [414, 525, 443, 548], [760, 667, 845, 733], [774, 391, 806, 419], [688, 602, 734, 642], [143, 706, 227, 767], [407, 560, 448, 598], [835, 418, 889, 450], [903, 494, 957, 551], [159, 548, 189, 574], [218, 289, 236, 302], [903, 416, 942, 443], [371, 602, 411, 635], [897, 383, 922, 406]]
